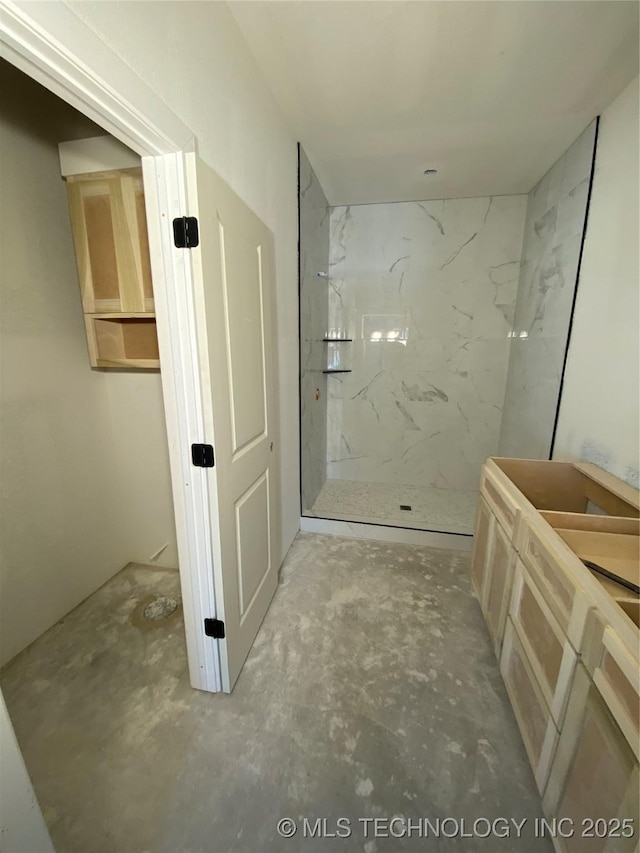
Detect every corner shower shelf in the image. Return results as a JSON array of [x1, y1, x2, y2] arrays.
[[323, 369, 352, 374], [322, 338, 352, 342]]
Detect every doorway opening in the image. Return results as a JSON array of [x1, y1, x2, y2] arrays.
[[0, 57, 182, 672]]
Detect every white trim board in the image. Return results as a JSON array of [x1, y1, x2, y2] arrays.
[[0, 1, 192, 156], [300, 516, 473, 552], [59, 135, 141, 176]]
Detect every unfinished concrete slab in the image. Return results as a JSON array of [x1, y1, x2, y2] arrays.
[[1, 534, 551, 852]]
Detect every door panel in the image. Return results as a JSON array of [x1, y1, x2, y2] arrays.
[[236, 472, 271, 621], [186, 153, 280, 692], [220, 227, 267, 453]]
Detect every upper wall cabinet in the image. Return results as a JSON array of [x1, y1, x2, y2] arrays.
[[66, 168, 154, 315], [60, 136, 159, 370]]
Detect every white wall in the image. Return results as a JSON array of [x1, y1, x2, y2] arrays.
[[554, 77, 639, 487], [106, 377, 179, 568], [65, 0, 300, 558], [0, 690, 54, 853], [0, 60, 177, 666]]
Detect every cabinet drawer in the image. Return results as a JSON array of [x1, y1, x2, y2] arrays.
[[509, 560, 578, 727], [481, 464, 520, 538], [501, 618, 559, 793], [518, 517, 592, 649]]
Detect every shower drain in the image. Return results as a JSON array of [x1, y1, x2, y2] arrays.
[[143, 596, 178, 621]]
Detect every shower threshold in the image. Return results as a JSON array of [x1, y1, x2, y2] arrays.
[[307, 479, 477, 535]]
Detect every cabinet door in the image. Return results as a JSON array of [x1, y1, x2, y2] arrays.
[[66, 169, 153, 313], [485, 521, 516, 656], [470, 496, 492, 603], [470, 496, 517, 657], [509, 560, 577, 726], [543, 665, 639, 853], [501, 618, 559, 792]]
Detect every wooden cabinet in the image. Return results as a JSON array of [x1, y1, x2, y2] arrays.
[[471, 458, 639, 841], [65, 168, 159, 369]]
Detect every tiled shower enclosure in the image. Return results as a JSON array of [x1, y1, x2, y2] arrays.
[[299, 122, 597, 534]]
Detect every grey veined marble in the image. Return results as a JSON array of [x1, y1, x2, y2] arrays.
[[325, 196, 527, 491], [499, 120, 597, 459], [310, 479, 478, 534], [300, 146, 330, 512]]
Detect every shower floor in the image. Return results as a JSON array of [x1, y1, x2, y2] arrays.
[[308, 478, 478, 535]]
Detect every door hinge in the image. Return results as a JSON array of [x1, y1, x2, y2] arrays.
[[191, 443, 214, 468], [173, 216, 199, 248], [204, 618, 225, 639]]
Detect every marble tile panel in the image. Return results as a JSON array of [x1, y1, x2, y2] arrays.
[[299, 147, 330, 512], [326, 194, 527, 491], [309, 478, 478, 534], [499, 121, 597, 459]]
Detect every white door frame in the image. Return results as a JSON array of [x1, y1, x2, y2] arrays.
[[1, 0, 222, 692]]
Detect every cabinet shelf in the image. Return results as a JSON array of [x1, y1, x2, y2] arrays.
[[86, 313, 160, 369]]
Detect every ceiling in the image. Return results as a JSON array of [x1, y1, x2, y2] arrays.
[[228, 1, 639, 205]]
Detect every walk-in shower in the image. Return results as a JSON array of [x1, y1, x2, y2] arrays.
[[299, 121, 598, 535]]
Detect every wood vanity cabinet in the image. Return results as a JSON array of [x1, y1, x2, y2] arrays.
[[471, 458, 639, 848], [65, 168, 160, 369]]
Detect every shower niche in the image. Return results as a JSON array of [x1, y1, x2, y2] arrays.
[[298, 124, 598, 535]]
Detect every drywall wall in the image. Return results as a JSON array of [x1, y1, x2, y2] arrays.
[[66, 0, 300, 559], [499, 121, 597, 460], [299, 146, 330, 513], [325, 196, 527, 491], [0, 690, 53, 853], [0, 60, 177, 666], [105, 376, 178, 568], [553, 77, 639, 487]]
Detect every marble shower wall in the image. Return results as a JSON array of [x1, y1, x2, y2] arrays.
[[498, 122, 597, 459], [326, 196, 527, 491], [299, 147, 330, 512]]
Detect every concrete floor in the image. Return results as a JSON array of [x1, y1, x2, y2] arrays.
[[1, 534, 551, 853]]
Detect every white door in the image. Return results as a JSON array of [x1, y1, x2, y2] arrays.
[[185, 153, 280, 692]]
